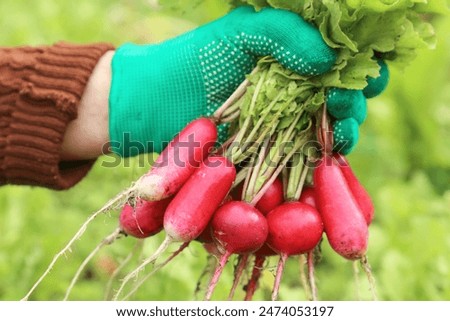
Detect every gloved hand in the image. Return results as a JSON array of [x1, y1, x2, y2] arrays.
[[328, 59, 389, 155], [108, 6, 388, 157], [109, 6, 336, 157]]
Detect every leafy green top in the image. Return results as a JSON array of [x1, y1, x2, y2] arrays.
[[230, 0, 447, 89]]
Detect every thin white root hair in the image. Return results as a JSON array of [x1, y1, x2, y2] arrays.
[[21, 187, 132, 301], [353, 260, 361, 300], [63, 228, 122, 300], [299, 254, 312, 300], [361, 255, 378, 300], [194, 254, 218, 300], [112, 236, 173, 301], [104, 239, 144, 300], [121, 242, 189, 301], [227, 254, 249, 301], [307, 251, 318, 301]]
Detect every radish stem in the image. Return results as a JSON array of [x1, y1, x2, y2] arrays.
[[286, 153, 304, 201], [251, 138, 303, 206], [219, 109, 241, 124], [293, 162, 309, 201], [213, 67, 258, 120], [245, 136, 270, 202]]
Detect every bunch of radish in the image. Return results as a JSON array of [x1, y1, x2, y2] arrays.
[[111, 111, 375, 301], [21, 58, 378, 302], [22, 103, 376, 301]]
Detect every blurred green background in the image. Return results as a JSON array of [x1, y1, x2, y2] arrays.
[[0, 0, 449, 301]]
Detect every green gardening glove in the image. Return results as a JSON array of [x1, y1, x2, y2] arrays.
[[109, 6, 336, 157], [327, 59, 390, 155]]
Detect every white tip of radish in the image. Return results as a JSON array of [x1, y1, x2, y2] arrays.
[[136, 175, 168, 202]]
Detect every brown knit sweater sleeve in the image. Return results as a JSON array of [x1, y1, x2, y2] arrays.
[[0, 42, 115, 190]]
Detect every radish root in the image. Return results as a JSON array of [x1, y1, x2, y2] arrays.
[[353, 260, 362, 300], [271, 253, 287, 301], [64, 228, 122, 300], [307, 251, 318, 301], [104, 239, 144, 300], [21, 189, 131, 301], [244, 255, 265, 301], [228, 254, 249, 300], [194, 253, 218, 300], [112, 237, 180, 301], [121, 242, 189, 300], [204, 252, 231, 301], [299, 254, 311, 300], [361, 255, 378, 300]]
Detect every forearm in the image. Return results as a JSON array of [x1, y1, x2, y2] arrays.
[[60, 50, 114, 161], [0, 42, 114, 189]]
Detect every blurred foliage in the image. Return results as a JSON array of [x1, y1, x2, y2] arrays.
[[0, 0, 449, 301]]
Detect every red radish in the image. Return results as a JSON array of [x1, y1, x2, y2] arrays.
[[255, 177, 284, 215], [196, 186, 234, 243], [119, 198, 171, 238], [204, 201, 268, 300], [265, 201, 323, 300], [212, 201, 268, 256], [164, 156, 236, 242], [334, 153, 374, 224], [135, 117, 217, 201], [114, 156, 236, 299], [314, 155, 368, 260], [221, 176, 282, 300], [299, 186, 317, 209], [266, 202, 323, 256]]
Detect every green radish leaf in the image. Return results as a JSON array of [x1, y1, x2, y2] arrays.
[[225, 0, 446, 182], [278, 115, 296, 130], [317, 1, 358, 51], [267, 0, 305, 12], [416, 0, 450, 14], [339, 51, 381, 89]]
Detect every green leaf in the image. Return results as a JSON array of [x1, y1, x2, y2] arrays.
[[318, 0, 358, 51], [232, 0, 268, 10], [348, 11, 405, 52], [267, 0, 305, 12], [415, 0, 450, 14], [345, 0, 417, 12]]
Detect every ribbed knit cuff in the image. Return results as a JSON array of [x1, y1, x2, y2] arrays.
[[0, 42, 115, 190]]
